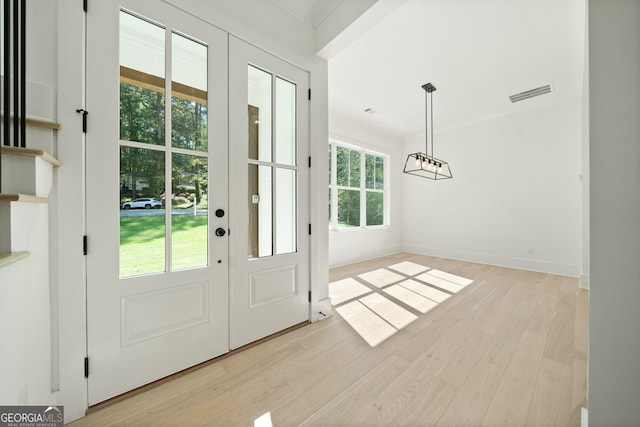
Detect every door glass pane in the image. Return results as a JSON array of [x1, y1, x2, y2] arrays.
[[119, 11, 165, 146], [248, 164, 273, 258], [276, 168, 296, 254], [119, 147, 166, 277], [275, 77, 296, 165], [337, 189, 360, 228], [248, 65, 272, 162], [366, 191, 384, 226], [172, 153, 208, 269], [171, 33, 208, 151]]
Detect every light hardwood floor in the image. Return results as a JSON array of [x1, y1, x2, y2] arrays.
[[70, 253, 588, 426]]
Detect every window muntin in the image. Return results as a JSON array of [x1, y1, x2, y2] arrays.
[[329, 141, 388, 230]]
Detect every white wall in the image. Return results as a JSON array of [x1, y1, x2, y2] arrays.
[[328, 108, 404, 267], [588, 1, 640, 425], [0, 204, 52, 405], [403, 100, 583, 276]]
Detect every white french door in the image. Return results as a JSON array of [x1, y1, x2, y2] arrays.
[[86, 0, 229, 404], [229, 36, 310, 349], [85, 1, 310, 405]]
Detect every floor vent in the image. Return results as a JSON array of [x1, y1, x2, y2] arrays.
[[509, 84, 552, 103]]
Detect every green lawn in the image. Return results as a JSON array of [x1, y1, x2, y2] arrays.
[[120, 213, 208, 277]]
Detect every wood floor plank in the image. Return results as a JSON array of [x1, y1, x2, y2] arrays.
[[436, 359, 504, 426], [69, 253, 586, 427], [482, 309, 529, 368], [543, 300, 576, 366], [438, 329, 493, 388], [298, 355, 410, 426], [158, 390, 237, 426], [482, 331, 547, 426], [571, 357, 588, 427], [352, 354, 458, 427], [525, 357, 573, 427], [574, 289, 589, 361]]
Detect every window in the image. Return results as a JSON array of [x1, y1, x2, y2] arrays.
[[329, 141, 388, 230]]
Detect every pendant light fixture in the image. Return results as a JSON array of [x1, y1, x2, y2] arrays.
[[403, 83, 452, 180]]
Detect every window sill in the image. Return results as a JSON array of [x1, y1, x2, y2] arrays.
[[329, 225, 389, 233]]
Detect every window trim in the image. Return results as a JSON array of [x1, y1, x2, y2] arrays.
[[329, 139, 390, 231]]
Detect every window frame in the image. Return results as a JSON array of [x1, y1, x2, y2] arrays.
[[329, 139, 390, 231]]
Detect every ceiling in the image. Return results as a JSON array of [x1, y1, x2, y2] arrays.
[[325, 0, 586, 137], [269, 0, 344, 27]]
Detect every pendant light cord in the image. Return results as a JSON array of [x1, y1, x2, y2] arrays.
[[430, 89, 434, 160], [425, 87, 429, 157], [424, 86, 435, 159]]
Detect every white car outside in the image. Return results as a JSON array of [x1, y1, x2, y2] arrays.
[[121, 198, 162, 210]]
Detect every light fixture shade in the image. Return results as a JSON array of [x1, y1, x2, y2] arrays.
[[403, 152, 452, 180], [403, 82, 453, 180]]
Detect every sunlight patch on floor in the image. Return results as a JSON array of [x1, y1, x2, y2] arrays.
[[383, 284, 439, 314], [359, 293, 418, 329], [328, 277, 372, 305], [254, 412, 273, 427], [387, 261, 430, 276], [398, 279, 451, 303], [357, 268, 405, 288], [415, 272, 465, 293], [332, 261, 474, 347], [335, 300, 397, 347]]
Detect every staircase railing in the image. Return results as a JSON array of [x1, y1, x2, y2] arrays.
[[1, 0, 27, 192]]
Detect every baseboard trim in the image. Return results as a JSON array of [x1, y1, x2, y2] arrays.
[[580, 274, 590, 290], [403, 245, 580, 277]]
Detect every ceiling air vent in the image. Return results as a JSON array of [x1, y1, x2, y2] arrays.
[[509, 84, 552, 103]]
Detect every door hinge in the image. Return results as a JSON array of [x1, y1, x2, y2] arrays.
[[308, 156, 311, 167], [83, 235, 88, 255], [308, 291, 311, 303], [83, 0, 87, 12], [76, 109, 88, 133], [308, 88, 311, 101], [84, 357, 89, 378], [308, 224, 311, 235]]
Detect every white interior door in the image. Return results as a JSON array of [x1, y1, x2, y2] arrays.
[[229, 36, 310, 349], [86, 0, 229, 404]]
